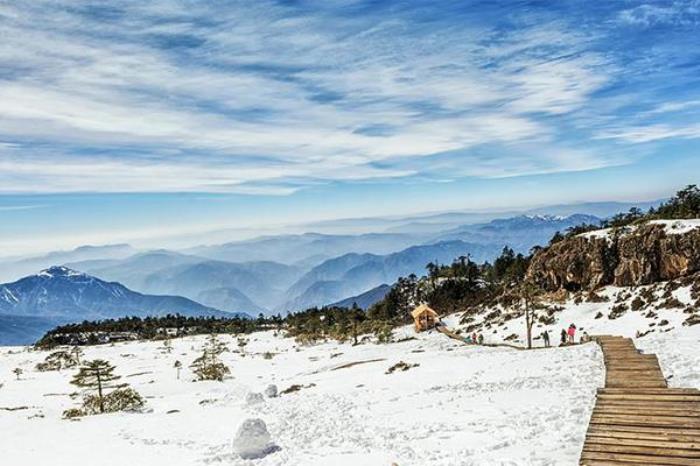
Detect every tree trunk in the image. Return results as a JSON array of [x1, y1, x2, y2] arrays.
[[97, 371, 104, 413], [525, 299, 532, 349]]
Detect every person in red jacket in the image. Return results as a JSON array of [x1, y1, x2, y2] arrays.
[[567, 324, 576, 344]]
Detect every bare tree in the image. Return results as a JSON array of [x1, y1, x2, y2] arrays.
[[519, 281, 543, 350]]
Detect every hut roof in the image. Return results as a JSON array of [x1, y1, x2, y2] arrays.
[[411, 303, 439, 319]]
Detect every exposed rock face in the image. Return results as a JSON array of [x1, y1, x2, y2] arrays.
[[528, 223, 700, 291]]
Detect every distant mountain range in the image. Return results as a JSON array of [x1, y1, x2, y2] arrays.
[[185, 232, 428, 266], [1, 211, 627, 344], [70, 252, 301, 313], [431, 214, 601, 253], [0, 266, 242, 345]]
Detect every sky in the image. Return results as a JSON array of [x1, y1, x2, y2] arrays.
[[0, 0, 699, 256]]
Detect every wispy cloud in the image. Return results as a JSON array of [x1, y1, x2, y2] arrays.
[[0, 204, 47, 211], [0, 1, 694, 194]]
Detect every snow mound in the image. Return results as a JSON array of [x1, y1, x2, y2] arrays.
[[246, 392, 265, 405], [232, 418, 276, 459], [649, 219, 700, 234], [264, 384, 278, 398]]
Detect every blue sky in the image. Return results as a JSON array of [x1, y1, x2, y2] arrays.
[[0, 0, 699, 255]]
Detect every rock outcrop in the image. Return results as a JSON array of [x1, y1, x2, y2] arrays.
[[528, 222, 700, 291]]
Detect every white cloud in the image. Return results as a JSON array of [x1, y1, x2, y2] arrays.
[[0, 1, 624, 193], [597, 124, 700, 144], [618, 3, 700, 27]]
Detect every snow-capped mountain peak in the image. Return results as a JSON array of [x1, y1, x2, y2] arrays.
[[37, 266, 87, 279]]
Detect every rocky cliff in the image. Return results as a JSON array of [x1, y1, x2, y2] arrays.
[[528, 221, 700, 291]]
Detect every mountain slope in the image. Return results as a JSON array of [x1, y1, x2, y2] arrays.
[[330, 284, 392, 310], [0, 314, 75, 346], [282, 240, 501, 311], [0, 266, 235, 320], [76, 253, 301, 313], [0, 244, 137, 282]]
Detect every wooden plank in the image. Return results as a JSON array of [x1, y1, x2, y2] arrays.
[[585, 435, 700, 450], [581, 451, 700, 465], [587, 430, 700, 443], [595, 406, 700, 416], [596, 400, 700, 409], [587, 425, 700, 438], [590, 415, 700, 428], [598, 394, 700, 402], [593, 407, 700, 417], [583, 443, 700, 458], [580, 461, 684, 466], [605, 383, 668, 389], [598, 389, 700, 395]]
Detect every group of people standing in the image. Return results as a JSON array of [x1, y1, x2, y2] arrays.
[[464, 332, 484, 345], [540, 323, 589, 347]]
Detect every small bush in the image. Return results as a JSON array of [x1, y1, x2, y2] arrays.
[[684, 314, 700, 326], [609, 304, 628, 320], [82, 388, 146, 414], [385, 361, 419, 374], [658, 297, 684, 309], [193, 361, 230, 381], [587, 292, 609, 303], [630, 297, 646, 311]]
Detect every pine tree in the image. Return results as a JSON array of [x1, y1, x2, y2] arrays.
[[70, 360, 122, 413], [190, 336, 230, 382]]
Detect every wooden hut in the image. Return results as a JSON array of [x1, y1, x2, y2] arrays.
[[411, 304, 439, 332]]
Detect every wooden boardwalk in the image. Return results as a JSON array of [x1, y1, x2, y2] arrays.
[[580, 335, 700, 465]]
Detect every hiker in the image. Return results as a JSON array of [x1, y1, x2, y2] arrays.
[[464, 335, 472, 344], [472, 332, 478, 344], [580, 331, 590, 343], [477, 333, 484, 345], [567, 324, 576, 344], [560, 329, 567, 346], [542, 330, 550, 347]]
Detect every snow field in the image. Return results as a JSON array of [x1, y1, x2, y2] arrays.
[[2, 328, 603, 466]]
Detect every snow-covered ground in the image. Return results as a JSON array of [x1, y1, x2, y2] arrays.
[[454, 282, 700, 389], [2, 327, 603, 466], [1, 281, 698, 466], [578, 218, 700, 239]]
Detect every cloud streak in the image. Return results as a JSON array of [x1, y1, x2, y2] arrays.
[[0, 1, 696, 194]]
